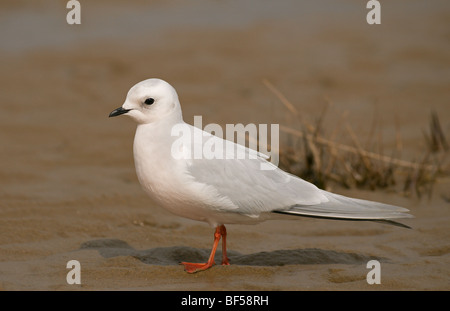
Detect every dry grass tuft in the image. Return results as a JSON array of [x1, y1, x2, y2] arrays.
[[263, 80, 449, 198]]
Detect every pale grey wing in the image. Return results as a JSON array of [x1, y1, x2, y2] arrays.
[[186, 126, 413, 221], [185, 136, 328, 217], [187, 156, 328, 216], [282, 190, 413, 220], [187, 154, 413, 221], [184, 125, 328, 216]]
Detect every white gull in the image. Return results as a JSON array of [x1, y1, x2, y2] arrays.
[[109, 78, 413, 273]]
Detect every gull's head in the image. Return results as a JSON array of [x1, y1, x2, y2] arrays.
[[109, 78, 181, 124]]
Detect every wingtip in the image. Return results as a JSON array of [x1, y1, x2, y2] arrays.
[[373, 219, 413, 229]]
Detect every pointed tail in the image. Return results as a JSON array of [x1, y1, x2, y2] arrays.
[[274, 190, 413, 228]]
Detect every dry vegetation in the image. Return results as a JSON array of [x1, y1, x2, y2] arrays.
[[263, 80, 449, 199]]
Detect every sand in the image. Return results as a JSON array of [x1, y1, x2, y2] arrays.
[[0, 1, 449, 290]]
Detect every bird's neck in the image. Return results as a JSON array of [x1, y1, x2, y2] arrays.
[[133, 107, 186, 165], [132, 114, 187, 198]]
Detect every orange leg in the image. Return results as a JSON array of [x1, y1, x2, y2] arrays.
[[220, 225, 230, 266], [180, 225, 230, 273]]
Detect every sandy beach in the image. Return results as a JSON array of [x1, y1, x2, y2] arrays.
[[0, 1, 449, 290]]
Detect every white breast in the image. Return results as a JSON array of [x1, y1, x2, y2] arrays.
[[132, 122, 241, 226]]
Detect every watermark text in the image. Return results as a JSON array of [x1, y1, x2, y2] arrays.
[[171, 116, 279, 170]]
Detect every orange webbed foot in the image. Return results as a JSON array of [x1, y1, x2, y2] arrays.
[[181, 225, 230, 273], [180, 261, 215, 273]]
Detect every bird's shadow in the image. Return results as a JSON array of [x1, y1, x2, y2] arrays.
[[80, 238, 384, 266]]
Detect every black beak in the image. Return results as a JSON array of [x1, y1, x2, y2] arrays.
[[109, 107, 130, 117]]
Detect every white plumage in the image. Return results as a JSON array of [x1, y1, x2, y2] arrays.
[[109, 78, 413, 273]]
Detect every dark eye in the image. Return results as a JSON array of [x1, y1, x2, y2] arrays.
[[144, 98, 155, 105]]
